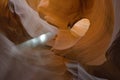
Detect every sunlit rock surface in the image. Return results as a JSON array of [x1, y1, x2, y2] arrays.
[[0, 0, 120, 80], [37, 0, 114, 65]]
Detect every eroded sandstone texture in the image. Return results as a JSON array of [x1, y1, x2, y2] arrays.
[[1, 0, 120, 80], [37, 0, 114, 65]]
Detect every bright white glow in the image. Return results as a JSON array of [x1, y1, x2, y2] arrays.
[[32, 38, 38, 44], [38, 34, 47, 43], [31, 38, 39, 47], [18, 32, 56, 49]]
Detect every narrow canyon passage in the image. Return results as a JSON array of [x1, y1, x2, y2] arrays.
[[0, 0, 120, 80]]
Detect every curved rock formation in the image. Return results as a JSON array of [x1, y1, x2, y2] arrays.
[[0, 0, 31, 44], [1, 0, 119, 80], [37, 0, 114, 65], [0, 0, 114, 65]]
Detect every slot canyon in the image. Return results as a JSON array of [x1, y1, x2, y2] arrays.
[[0, 0, 120, 80]]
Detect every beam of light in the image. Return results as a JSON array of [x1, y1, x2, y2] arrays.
[[38, 34, 47, 43], [17, 32, 55, 50]]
